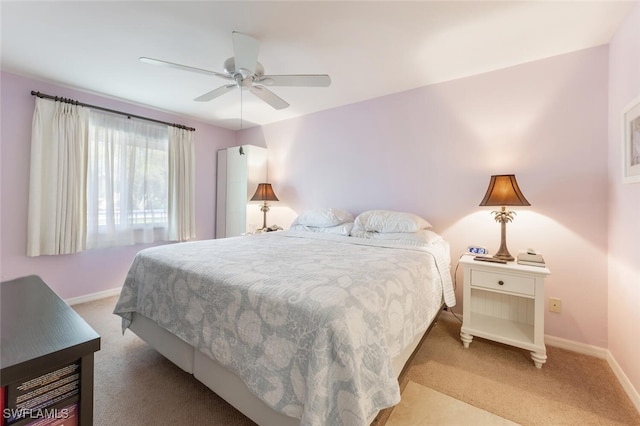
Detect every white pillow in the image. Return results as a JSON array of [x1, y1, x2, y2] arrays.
[[291, 208, 354, 228], [350, 229, 442, 245], [290, 222, 354, 236], [353, 210, 432, 233]]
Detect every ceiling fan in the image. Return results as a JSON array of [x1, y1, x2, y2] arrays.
[[140, 31, 331, 110]]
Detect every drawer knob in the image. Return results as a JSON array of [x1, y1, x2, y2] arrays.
[[498, 280, 504, 286]]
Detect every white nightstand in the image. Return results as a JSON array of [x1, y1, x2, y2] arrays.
[[459, 255, 551, 368]]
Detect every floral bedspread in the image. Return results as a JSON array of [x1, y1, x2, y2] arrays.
[[113, 231, 454, 425]]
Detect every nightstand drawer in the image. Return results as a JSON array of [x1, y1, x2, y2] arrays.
[[471, 270, 535, 296]]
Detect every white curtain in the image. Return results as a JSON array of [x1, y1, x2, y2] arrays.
[[168, 126, 196, 241], [27, 98, 196, 254], [27, 98, 89, 256], [86, 111, 169, 249]]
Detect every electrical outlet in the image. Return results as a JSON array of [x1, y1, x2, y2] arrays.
[[549, 297, 562, 313]]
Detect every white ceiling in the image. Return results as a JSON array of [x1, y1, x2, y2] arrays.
[[1, 1, 636, 130]]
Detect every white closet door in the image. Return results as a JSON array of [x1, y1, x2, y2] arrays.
[[216, 145, 267, 238]]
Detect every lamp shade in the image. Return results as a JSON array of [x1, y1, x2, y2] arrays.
[[250, 183, 279, 202], [479, 175, 530, 207]]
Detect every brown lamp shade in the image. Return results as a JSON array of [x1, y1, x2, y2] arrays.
[[479, 175, 530, 207], [250, 183, 279, 202]]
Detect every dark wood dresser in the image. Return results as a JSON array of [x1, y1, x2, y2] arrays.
[[1, 275, 100, 425]]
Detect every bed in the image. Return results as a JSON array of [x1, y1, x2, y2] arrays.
[[114, 211, 455, 426]]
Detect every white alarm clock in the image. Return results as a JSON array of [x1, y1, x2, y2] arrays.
[[466, 245, 489, 255]]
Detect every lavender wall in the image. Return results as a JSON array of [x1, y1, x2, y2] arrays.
[[0, 45, 617, 349], [608, 2, 640, 402], [239, 46, 611, 347], [0, 72, 236, 299]]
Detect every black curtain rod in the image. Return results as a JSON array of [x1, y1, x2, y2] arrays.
[[30, 91, 195, 132]]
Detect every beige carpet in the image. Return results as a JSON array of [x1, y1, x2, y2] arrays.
[[387, 381, 518, 425], [398, 311, 640, 425], [73, 296, 640, 425]]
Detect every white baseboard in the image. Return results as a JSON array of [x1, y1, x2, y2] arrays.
[[606, 350, 640, 414], [65, 287, 121, 306], [544, 334, 609, 359]]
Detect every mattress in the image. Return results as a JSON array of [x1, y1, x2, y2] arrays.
[[114, 230, 454, 425]]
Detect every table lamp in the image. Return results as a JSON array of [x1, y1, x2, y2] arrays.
[[479, 174, 530, 261], [250, 183, 279, 230]]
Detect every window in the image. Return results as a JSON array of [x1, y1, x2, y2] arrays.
[[27, 97, 196, 256], [87, 110, 169, 248]]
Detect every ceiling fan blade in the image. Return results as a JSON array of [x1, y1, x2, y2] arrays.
[[258, 74, 331, 87], [140, 57, 231, 80], [249, 86, 289, 110], [194, 84, 237, 102], [232, 31, 260, 76]]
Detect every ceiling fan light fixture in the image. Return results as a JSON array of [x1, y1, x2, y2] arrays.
[[141, 31, 331, 110]]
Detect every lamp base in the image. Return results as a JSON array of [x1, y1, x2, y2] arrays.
[[493, 208, 514, 261], [260, 202, 270, 230], [492, 251, 514, 262]]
